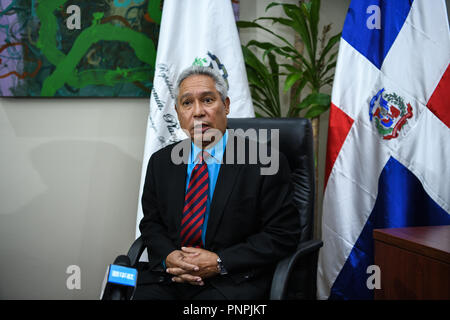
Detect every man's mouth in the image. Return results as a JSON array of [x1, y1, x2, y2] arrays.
[[193, 123, 210, 134]]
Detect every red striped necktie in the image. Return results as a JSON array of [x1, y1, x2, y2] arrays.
[[180, 151, 210, 248]]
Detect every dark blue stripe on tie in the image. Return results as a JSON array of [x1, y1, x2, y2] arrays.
[[182, 192, 207, 227], [188, 164, 207, 187], [184, 178, 209, 209], [183, 207, 206, 246], [184, 167, 207, 201], [181, 204, 206, 238]]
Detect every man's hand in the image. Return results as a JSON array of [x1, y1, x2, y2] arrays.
[[165, 249, 203, 286], [166, 247, 220, 285]]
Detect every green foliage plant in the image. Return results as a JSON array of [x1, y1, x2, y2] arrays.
[[237, 0, 341, 118]]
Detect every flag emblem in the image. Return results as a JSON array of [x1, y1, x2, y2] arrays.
[[192, 52, 229, 89], [369, 88, 413, 140]]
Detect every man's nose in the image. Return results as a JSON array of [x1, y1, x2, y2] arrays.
[[192, 100, 205, 117]]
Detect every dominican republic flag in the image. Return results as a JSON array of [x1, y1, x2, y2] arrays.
[[135, 0, 254, 242], [317, 0, 450, 299]]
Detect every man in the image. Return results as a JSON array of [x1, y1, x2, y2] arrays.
[[134, 66, 300, 300]]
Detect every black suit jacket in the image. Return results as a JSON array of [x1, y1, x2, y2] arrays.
[[139, 133, 301, 299]]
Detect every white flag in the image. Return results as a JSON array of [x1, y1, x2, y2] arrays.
[[135, 0, 254, 241]]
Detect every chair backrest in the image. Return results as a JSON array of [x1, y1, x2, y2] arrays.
[[227, 118, 315, 243]]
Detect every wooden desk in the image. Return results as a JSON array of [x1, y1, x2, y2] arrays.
[[373, 225, 450, 300]]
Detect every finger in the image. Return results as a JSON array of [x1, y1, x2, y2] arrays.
[[166, 267, 186, 276], [181, 246, 201, 254], [171, 275, 203, 285], [176, 260, 199, 271], [179, 273, 203, 283], [183, 252, 200, 258], [171, 276, 184, 283]]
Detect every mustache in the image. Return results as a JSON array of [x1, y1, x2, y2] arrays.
[[192, 122, 211, 131]]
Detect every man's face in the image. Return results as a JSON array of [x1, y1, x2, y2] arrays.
[[175, 74, 230, 148]]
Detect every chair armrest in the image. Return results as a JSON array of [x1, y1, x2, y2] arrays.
[[127, 236, 146, 267], [270, 239, 323, 300]]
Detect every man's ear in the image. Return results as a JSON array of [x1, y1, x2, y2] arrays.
[[224, 97, 230, 115]]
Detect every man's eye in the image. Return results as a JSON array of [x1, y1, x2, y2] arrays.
[[182, 100, 192, 106], [204, 97, 214, 103]]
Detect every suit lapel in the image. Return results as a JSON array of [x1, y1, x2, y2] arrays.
[[170, 139, 189, 242], [205, 133, 242, 247]]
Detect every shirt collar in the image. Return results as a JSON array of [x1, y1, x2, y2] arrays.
[[190, 130, 228, 164]]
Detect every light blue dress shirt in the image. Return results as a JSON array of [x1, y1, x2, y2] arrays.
[[186, 130, 228, 246]]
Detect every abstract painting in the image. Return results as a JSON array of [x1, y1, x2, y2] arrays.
[[0, 0, 161, 97]]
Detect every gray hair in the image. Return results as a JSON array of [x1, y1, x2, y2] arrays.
[[174, 66, 228, 106]]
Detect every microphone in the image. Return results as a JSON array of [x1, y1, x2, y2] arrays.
[[100, 255, 138, 300]]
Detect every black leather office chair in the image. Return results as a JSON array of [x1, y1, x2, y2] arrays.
[[124, 117, 322, 300]]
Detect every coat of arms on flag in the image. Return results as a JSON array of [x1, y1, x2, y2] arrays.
[[369, 88, 413, 140], [192, 52, 230, 89]]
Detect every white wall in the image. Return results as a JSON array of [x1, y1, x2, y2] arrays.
[[0, 98, 148, 299]]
